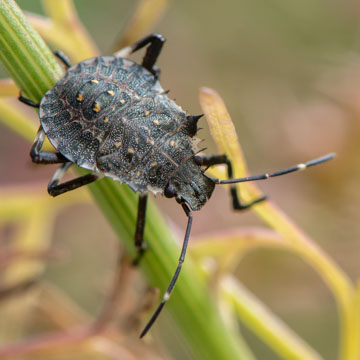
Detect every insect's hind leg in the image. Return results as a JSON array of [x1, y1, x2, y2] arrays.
[[30, 126, 68, 164], [48, 162, 99, 197], [114, 33, 165, 77], [29, 127, 99, 196], [54, 51, 71, 69], [18, 95, 39, 108], [132, 193, 148, 266], [195, 154, 266, 210], [18, 99, 67, 164]]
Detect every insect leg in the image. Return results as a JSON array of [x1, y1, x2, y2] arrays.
[[18, 96, 67, 164], [140, 202, 192, 338], [195, 154, 266, 210], [30, 126, 68, 164], [48, 162, 99, 197], [18, 95, 39, 108], [114, 33, 165, 76], [54, 51, 71, 69], [133, 193, 148, 266], [138, 34, 165, 76]]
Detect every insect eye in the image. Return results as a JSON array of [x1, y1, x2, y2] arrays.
[[164, 183, 176, 198]]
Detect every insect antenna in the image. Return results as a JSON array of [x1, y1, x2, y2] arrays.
[[140, 202, 193, 338], [209, 153, 335, 185]]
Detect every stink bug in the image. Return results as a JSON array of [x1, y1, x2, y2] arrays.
[[19, 33, 334, 337]]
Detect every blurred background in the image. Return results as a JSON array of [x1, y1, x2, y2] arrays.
[[1, 0, 360, 359]]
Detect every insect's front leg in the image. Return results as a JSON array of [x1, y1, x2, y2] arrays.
[[195, 154, 266, 210], [133, 193, 148, 266]]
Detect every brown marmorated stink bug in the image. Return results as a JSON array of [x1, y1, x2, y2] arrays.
[[19, 34, 334, 337]]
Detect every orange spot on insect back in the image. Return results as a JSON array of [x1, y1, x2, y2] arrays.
[[93, 103, 101, 112]]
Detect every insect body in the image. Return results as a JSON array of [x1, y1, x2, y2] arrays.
[[39, 54, 214, 210], [19, 34, 334, 337]]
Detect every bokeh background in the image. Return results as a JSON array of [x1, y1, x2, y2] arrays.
[[1, 1, 360, 359]]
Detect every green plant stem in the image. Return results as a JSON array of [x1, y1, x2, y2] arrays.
[[0, 0, 62, 101], [0, 1, 251, 359], [221, 276, 323, 360]]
